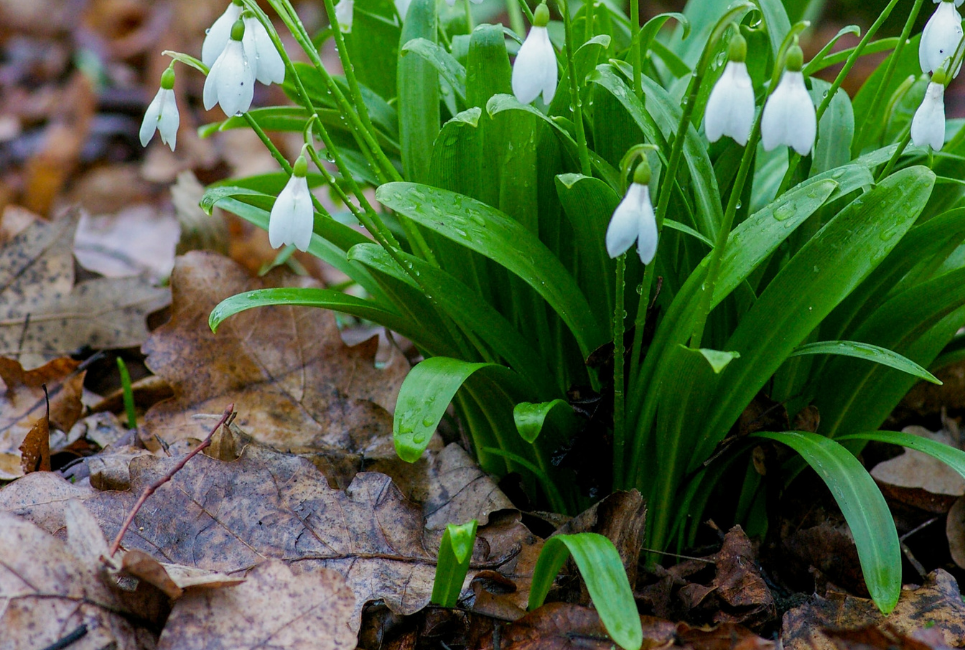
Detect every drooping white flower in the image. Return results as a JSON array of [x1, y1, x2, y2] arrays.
[[202, 1, 242, 68], [511, 4, 557, 105], [140, 67, 179, 151], [269, 154, 314, 252], [911, 70, 947, 150], [203, 19, 255, 116], [202, 2, 285, 86], [242, 16, 285, 84], [920, 0, 964, 77], [606, 162, 658, 265], [761, 45, 816, 156], [335, 0, 354, 32], [705, 34, 755, 146]]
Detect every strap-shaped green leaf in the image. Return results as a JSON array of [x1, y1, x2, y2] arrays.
[[431, 520, 478, 608], [376, 183, 608, 356], [529, 533, 642, 650], [754, 0, 792, 59], [839, 431, 965, 481], [394, 357, 516, 462], [401, 38, 467, 106], [789, 341, 941, 384], [397, 0, 438, 183], [513, 400, 573, 443], [751, 431, 900, 613]]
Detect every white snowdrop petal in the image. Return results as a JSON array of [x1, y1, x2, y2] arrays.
[[157, 90, 179, 150], [202, 4, 242, 67], [512, 26, 557, 105], [213, 41, 255, 116], [247, 18, 286, 85], [139, 89, 163, 147], [291, 187, 315, 252], [636, 188, 658, 265], [911, 82, 946, 150], [335, 0, 354, 33], [606, 183, 646, 259], [705, 61, 755, 145], [269, 177, 300, 249], [920, 2, 964, 76], [761, 71, 815, 155]]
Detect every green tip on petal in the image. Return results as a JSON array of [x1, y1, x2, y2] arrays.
[[727, 33, 747, 63], [160, 66, 176, 90], [533, 3, 550, 27], [633, 159, 651, 185], [230, 18, 246, 41], [232, 0, 243, 4], [785, 45, 804, 72], [293, 155, 308, 177], [934, 66, 948, 86]]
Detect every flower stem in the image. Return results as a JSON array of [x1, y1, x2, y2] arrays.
[[612, 254, 627, 490], [630, 0, 641, 98], [559, 0, 592, 176]]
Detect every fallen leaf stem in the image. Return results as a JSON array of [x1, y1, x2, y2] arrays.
[[108, 404, 235, 557]]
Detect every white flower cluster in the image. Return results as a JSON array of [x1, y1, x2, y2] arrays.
[[912, 0, 964, 151]]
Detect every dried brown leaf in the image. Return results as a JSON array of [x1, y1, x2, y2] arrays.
[[782, 570, 965, 650], [0, 210, 169, 368], [0, 511, 155, 649], [157, 560, 356, 650], [142, 252, 405, 456], [871, 426, 965, 513]]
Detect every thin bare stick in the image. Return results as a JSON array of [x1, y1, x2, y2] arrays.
[[108, 404, 235, 557]]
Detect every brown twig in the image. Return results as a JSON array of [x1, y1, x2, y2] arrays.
[[107, 404, 235, 557]]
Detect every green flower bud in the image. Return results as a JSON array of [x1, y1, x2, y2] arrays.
[[633, 158, 651, 186], [160, 65, 176, 90], [785, 45, 804, 73], [727, 33, 747, 63], [293, 154, 308, 177], [230, 18, 246, 42], [934, 66, 948, 86], [533, 3, 550, 27]]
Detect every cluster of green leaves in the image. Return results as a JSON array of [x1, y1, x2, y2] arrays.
[[201, 0, 965, 625]]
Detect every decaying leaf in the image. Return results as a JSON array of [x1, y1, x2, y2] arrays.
[[0, 210, 169, 368], [0, 356, 84, 480], [18, 398, 50, 474], [0, 510, 155, 649], [0, 470, 95, 535], [782, 570, 965, 650], [823, 625, 955, 650], [1, 444, 535, 630], [156, 560, 355, 650], [142, 252, 407, 454]]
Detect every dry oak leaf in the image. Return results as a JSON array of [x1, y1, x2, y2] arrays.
[[157, 560, 355, 650], [142, 251, 407, 453], [66, 446, 528, 630], [871, 425, 965, 513], [782, 570, 965, 650], [0, 469, 95, 535], [0, 209, 169, 369], [0, 511, 156, 650], [0, 356, 84, 480]]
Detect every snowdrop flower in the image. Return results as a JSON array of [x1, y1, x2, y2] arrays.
[[911, 67, 947, 150], [140, 66, 179, 151], [606, 160, 658, 264], [511, 4, 557, 105], [202, 1, 284, 86], [920, 0, 964, 77], [269, 153, 314, 252], [705, 34, 755, 146], [335, 0, 354, 33], [203, 19, 255, 117], [761, 45, 817, 156]]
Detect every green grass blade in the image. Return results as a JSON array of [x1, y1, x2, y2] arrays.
[[751, 431, 900, 613], [376, 183, 608, 356], [116, 358, 137, 430], [789, 340, 941, 384], [431, 520, 478, 608], [529, 533, 643, 650]]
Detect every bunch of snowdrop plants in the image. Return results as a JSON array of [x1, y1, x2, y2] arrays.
[[146, 0, 965, 625]]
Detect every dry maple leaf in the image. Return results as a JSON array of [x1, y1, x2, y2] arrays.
[[0, 209, 169, 368], [142, 251, 408, 453]]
